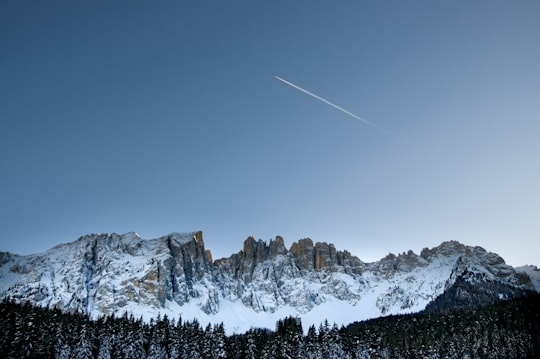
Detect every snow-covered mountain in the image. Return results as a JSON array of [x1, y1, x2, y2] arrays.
[[0, 231, 537, 334]]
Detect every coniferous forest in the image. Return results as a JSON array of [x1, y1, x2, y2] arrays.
[[1, 293, 539, 358]]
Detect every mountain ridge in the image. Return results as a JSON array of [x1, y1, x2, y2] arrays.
[[1, 231, 538, 334]]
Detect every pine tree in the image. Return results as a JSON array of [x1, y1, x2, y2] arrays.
[[304, 325, 322, 359], [183, 320, 203, 359], [94, 316, 112, 359], [147, 315, 169, 359], [72, 323, 94, 359], [120, 318, 146, 359], [210, 323, 228, 359], [147, 340, 167, 359], [325, 323, 348, 359], [54, 319, 72, 359], [244, 330, 259, 359], [55, 338, 72, 359], [167, 318, 182, 359], [97, 335, 112, 359]]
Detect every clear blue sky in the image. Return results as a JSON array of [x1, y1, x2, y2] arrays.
[[1, 1, 539, 266]]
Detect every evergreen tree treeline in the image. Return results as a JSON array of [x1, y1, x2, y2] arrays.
[[1, 293, 539, 358]]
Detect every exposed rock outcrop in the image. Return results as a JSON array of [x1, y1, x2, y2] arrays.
[[289, 238, 315, 271]]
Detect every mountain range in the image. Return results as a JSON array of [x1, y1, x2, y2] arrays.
[[1, 231, 539, 334]]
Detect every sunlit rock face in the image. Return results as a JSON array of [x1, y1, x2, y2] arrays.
[[1, 232, 538, 333]]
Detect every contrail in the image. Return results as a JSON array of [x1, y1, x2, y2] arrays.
[[275, 76, 389, 134]]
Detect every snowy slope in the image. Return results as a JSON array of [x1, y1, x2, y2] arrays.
[[0, 232, 536, 334]]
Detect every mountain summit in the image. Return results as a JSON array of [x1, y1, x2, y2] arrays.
[[1, 231, 538, 334]]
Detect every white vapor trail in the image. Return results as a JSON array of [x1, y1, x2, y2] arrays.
[[275, 76, 389, 134]]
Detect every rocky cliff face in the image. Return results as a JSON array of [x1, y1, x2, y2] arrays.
[[0, 232, 218, 315], [0, 232, 537, 334]]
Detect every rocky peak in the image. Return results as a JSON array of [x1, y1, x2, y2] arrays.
[[288, 239, 364, 273], [444, 243, 533, 291], [0, 252, 16, 266], [269, 236, 287, 257], [374, 253, 399, 276], [335, 249, 364, 274], [421, 241, 471, 259], [287, 239, 339, 270], [289, 238, 315, 271], [241, 236, 268, 262], [217, 236, 290, 283], [159, 231, 214, 286], [240, 236, 288, 261], [313, 242, 338, 269], [163, 231, 209, 263], [371, 249, 429, 277]]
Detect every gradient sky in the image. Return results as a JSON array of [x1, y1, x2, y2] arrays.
[[1, 1, 539, 266]]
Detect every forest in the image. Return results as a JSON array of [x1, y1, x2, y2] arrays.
[[1, 293, 539, 358]]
